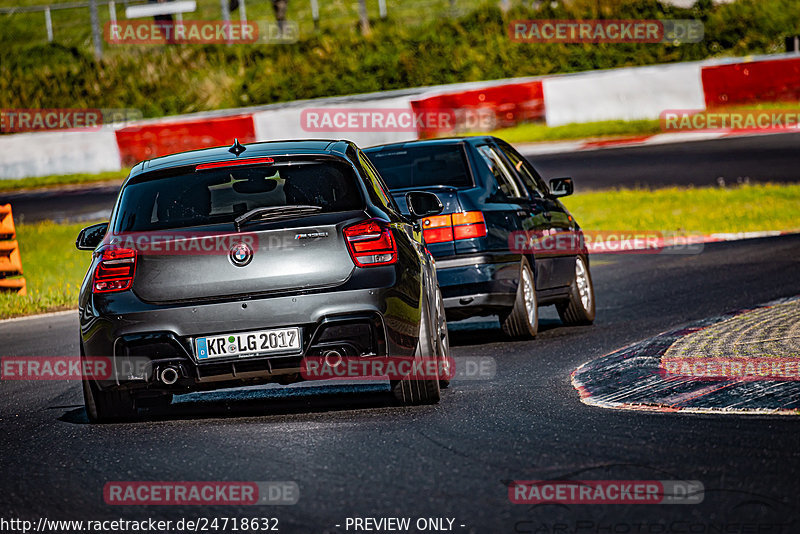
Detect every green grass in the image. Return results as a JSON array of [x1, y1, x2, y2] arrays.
[[561, 183, 800, 233], [0, 169, 127, 192], [6, 0, 800, 118], [1, 183, 798, 319], [0, 221, 93, 319]]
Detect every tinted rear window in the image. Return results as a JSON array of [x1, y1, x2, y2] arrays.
[[366, 145, 471, 190], [114, 158, 363, 232]]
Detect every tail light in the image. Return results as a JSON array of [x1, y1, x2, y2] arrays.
[[422, 211, 487, 244], [421, 215, 454, 244], [343, 219, 398, 267], [93, 247, 137, 293]]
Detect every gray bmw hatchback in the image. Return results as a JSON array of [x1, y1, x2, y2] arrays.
[[76, 139, 450, 422]]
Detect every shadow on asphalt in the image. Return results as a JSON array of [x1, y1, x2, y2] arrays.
[[55, 382, 442, 425], [447, 317, 565, 346]]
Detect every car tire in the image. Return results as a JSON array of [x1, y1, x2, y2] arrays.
[[557, 255, 595, 326], [81, 346, 138, 423], [391, 290, 441, 405], [434, 285, 451, 389], [82, 378, 138, 423], [500, 259, 538, 339]]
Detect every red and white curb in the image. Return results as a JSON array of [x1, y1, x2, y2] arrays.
[[570, 296, 800, 415]]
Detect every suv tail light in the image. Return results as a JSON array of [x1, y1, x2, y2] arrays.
[[423, 211, 487, 244], [93, 247, 137, 293], [343, 219, 397, 267]]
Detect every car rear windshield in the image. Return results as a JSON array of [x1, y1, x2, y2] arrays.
[[113, 158, 363, 232], [366, 144, 471, 190]]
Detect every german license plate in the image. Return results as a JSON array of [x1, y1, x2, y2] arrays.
[[195, 328, 301, 360]]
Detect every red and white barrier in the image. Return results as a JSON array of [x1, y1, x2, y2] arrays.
[[115, 114, 256, 168], [410, 80, 544, 137], [3, 53, 800, 179], [542, 62, 705, 126], [0, 129, 121, 180], [701, 55, 800, 108], [252, 95, 419, 148]]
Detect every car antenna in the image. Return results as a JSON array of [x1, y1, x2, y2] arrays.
[[229, 138, 246, 157]]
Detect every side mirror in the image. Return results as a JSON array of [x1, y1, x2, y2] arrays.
[[549, 177, 574, 198], [405, 191, 444, 220], [76, 222, 108, 251]]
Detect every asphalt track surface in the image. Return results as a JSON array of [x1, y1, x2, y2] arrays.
[[3, 131, 800, 224], [1, 235, 799, 532], [524, 131, 800, 192]]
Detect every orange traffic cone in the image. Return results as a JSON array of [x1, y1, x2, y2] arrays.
[[0, 205, 25, 295]]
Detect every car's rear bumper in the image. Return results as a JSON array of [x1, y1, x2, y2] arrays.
[[81, 280, 420, 392], [434, 253, 520, 320]]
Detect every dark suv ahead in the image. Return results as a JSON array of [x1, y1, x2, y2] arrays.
[[364, 136, 595, 338], [76, 139, 449, 422]]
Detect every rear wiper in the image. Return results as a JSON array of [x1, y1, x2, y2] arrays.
[[235, 205, 323, 231]]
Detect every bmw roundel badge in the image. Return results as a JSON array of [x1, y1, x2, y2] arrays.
[[229, 242, 254, 267]]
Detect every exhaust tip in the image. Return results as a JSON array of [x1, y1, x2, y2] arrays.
[[160, 366, 179, 385], [323, 350, 343, 368]]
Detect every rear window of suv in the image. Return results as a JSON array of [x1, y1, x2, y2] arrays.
[[113, 158, 363, 232], [365, 144, 471, 190]]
